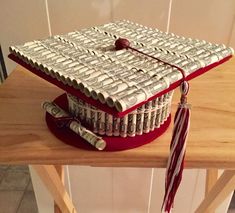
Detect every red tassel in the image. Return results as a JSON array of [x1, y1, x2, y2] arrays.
[[162, 81, 191, 213], [113, 38, 191, 212]]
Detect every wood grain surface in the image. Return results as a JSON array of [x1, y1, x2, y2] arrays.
[[0, 58, 234, 168]]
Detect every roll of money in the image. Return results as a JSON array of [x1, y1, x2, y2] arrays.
[[90, 106, 98, 133], [127, 110, 137, 137], [91, 78, 115, 100], [81, 70, 103, 82], [85, 103, 91, 126], [42, 101, 106, 150], [143, 101, 152, 133], [207, 44, 225, 53], [120, 115, 128, 137], [67, 93, 76, 115], [182, 60, 205, 74], [115, 88, 149, 112], [42, 101, 69, 118], [98, 81, 129, 103], [196, 51, 211, 60], [114, 77, 166, 112], [155, 96, 164, 128], [166, 91, 174, 119], [23, 48, 46, 63], [160, 94, 167, 124], [150, 99, 158, 131], [84, 78, 113, 97], [202, 54, 219, 66], [82, 73, 110, 96], [97, 111, 105, 135], [113, 117, 121, 136], [26, 49, 53, 65], [136, 105, 145, 135], [77, 99, 85, 120], [105, 114, 113, 136], [165, 93, 171, 121], [144, 79, 169, 96], [106, 86, 139, 107], [69, 121, 106, 150], [73, 96, 79, 116]]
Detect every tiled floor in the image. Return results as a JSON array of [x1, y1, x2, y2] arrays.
[[0, 165, 234, 213], [0, 165, 38, 213]]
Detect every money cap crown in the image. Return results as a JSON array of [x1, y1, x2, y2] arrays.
[[9, 20, 234, 117]]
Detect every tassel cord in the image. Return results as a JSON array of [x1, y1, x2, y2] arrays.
[[114, 37, 191, 213]]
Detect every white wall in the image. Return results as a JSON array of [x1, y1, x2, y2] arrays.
[[0, 0, 235, 74]]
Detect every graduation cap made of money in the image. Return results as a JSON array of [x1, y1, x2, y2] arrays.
[[9, 20, 234, 212]]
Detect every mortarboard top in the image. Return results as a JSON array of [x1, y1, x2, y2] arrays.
[[8, 20, 233, 118]]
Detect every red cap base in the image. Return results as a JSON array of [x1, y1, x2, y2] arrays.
[[45, 93, 171, 151]]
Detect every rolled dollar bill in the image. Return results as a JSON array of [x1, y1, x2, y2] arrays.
[[69, 121, 106, 150], [127, 110, 137, 137], [160, 94, 167, 124], [91, 78, 115, 100], [42, 101, 106, 150], [97, 111, 105, 135], [206, 44, 226, 53], [98, 81, 129, 104], [114, 77, 166, 112], [42, 101, 69, 118], [115, 88, 149, 112], [113, 117, 121, 136], [105, 114, 113, 136], [78, 99, 85, 120], [136, 105, 145, 135], [73, 98, 81, 118], [201, 54, 219, 66], [143, 101, 152, 134], [182, 60, 205, 74], [150, 99, 158, 131], [67, 93, 76, 115], [155, 96, 164, 128], [26, 49, 53, 65], [85, 103, 91, 126], [106, 86, 139, 108], [83, 74, 110, 96], [90, 106, 98, 133], [120, 115, 128, 137], [100, 72, 149, 105], [166, 91, 174, 119]]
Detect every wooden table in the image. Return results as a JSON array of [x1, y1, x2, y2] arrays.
[[0, 58, 235, 213]]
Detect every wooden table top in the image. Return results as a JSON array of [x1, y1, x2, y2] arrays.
[[0, 58, 235, 168]]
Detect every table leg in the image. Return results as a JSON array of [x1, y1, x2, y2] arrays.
[[195, 170, 235, 213], [205, 169, 218, 213], [33, 165, 77, 213], [54, 166, 64, 213]]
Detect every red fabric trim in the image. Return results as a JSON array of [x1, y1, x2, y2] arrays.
[[9, 54, 232, 117], [45, 93, 171, 151]]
